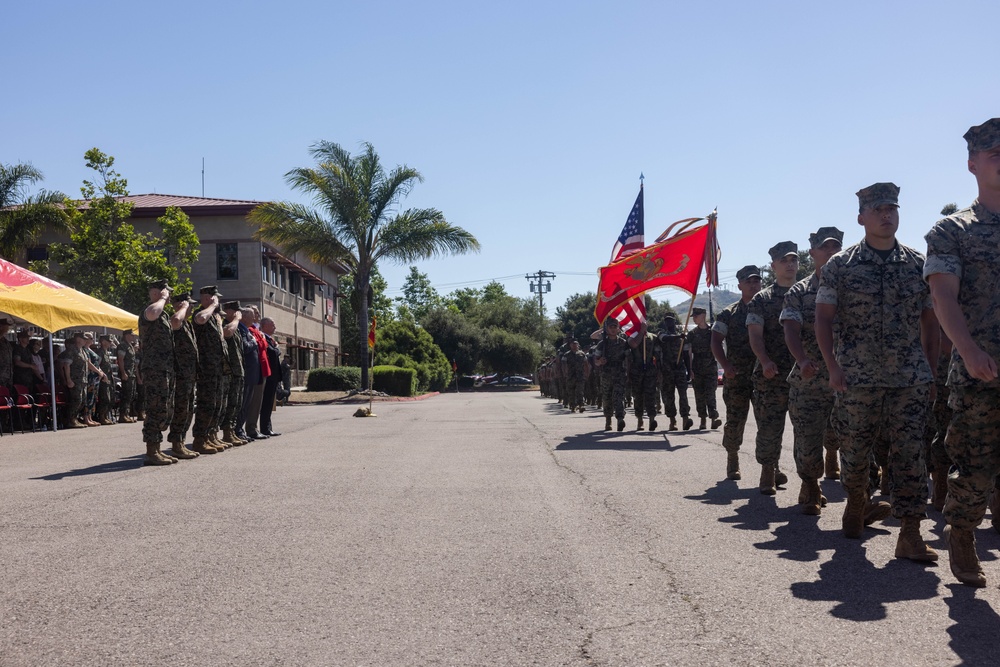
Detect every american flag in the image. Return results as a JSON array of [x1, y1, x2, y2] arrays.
[[608, 186, 646, 335]]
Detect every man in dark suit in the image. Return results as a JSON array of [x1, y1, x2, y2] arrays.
[[259, 317, 282, 436]]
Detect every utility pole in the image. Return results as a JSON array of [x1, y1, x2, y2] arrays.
[[526, 270, 555, 352]]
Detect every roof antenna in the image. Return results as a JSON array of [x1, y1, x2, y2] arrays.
[[202, 158, 205, 197]]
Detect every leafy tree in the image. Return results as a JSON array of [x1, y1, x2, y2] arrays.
[[396, 265, 441, 323], [555, 292, 600, 342], [480, 328, 541, 375], [375, 319, 452, 392], [421, 307, 484, 375], [250, 141, 480, 388], [0, 161, 68, 262], [48, 149, 199, 313], [941, 203, 958, 216]]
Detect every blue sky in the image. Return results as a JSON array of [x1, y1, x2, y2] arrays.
[[5, 1, 999, 315]]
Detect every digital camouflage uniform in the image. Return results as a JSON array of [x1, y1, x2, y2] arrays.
[[563, 348, 587, 411], [747, 282, 794, 467], [0, 336, 12, 388], [96, 344, 116, 422], [595, 332, 629, 423], [63, 343, 88, 423], [714, 300, 756, 453], [628, 332, 661, 426], [193, 307, 229, 438], [925, 199, 1000, 531], [117, 340, 137, 421], [138, 310, 175, 445], [223, 321, 245, 433], [817, 241, 933, 518], [657, 329, 691, 421], [781, 273, 837, 481], [168, 317, 199, 443], [687, 325, 719, 421], [926, 343, 953, 473]]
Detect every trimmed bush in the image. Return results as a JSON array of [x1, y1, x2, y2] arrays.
[[373, 365, 417, 397], [306, 366, 361, 391]]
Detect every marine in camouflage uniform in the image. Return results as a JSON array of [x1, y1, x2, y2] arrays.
[[688, 307, 720, 430], [556, 334, 574, 408], [747, 241, 799, 495], [166, 292, 200, 458], [116, 330, 138, 423], [60, 333, 89, 428], [924, 118, 1000, 586], [563, 340, 587, 413], [192, 286, 229, 454], [0, 317, 13, 389], [780, 227, 843, 514], [657, 315, 692, 431], [221, 301, 246, 445], [594, 318, 629, 431], [138, 279, 183, 466], [627, 324, 661, 431], [712, 265, 762, 480], [817, 182, 937, 562], [95, 335, 117, 425]]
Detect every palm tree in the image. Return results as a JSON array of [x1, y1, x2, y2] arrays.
[[250, 141, 481, 388], [0, 162, 68, 261]]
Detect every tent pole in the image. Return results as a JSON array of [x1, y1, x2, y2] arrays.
[[48, 335, 57, 432]]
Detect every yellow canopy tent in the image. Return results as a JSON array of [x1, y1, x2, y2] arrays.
[[0, 259, 139, 431]]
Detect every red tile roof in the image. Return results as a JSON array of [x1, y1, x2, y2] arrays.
[[76, 193, 267, 218]]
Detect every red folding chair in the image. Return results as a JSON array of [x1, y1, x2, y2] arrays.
[[0, 387, 15, 435], [13, 384, 37, 433], [29, 383, 52, 431]]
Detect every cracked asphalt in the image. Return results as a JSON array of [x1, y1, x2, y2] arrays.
[[1, 390, 998, 666]]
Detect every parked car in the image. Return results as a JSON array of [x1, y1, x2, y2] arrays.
[[487, 375, 533, 386]]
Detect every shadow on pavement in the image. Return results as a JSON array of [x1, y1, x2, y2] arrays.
[[944, 583, 1000, 666], [556, 431, 690, 452], [32, 455, 145, 480], [790, 543, 940, 621]]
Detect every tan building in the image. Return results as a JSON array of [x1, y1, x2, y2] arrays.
[[32, 194, 349, 385]]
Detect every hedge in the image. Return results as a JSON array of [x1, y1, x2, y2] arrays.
[[306, 366, 362, 391], [373, 365, 417, 397]]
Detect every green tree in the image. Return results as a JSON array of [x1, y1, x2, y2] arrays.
[[338, 267, 392, 367], [481, 328, 541, 375], [250, 141, 480, 388], [0, 161, 68, 262], [376, 319, 452, 392], [421, 307, 485, 375], [396, 265, 441, 323], [48, 149, 199, 313], [941, 203, 958, 216], [555, 292, 600, 342]]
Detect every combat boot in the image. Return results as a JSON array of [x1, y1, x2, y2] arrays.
[[774, 466, 788, 487], [636, 418, 644, 432], [797, 483, 828, 506], [648, 417, 657, 432], [880, 465, 890, 495], [759, 465, 776, 495], [578, 406, 585, 413], [223, 428, 244, 446], [604, 416, 612, 432], [169, 438, 199, 460], [945, 525, 987, 587], [699, 417, 707, 429], [669, 418, 677, 431], [931, 465, 949, 512], [863, 498, 891, 526], [682, 416, 694, 430], [800, 478, 822, 515], [842, 487, 867, 538], [143, 443, 174, 466], [210, 432, 231, 450], [825, 448, 840, 480], [191, 435, 219, 455], [895, 517, 938, 562], [616, 418, 626, 432], [726, 451, 741, 481], [711, 417, 722, 429]]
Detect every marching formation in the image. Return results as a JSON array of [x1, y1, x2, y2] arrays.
[[544, 118, 1000, 590]]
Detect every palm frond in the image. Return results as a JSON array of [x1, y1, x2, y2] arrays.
[[373, 209, 481, 265], [248, 201, 357, 270]]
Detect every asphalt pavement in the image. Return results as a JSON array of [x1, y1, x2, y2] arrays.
[[1, 389, 998, 666]]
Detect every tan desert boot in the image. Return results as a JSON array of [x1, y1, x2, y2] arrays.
[[895, 517, 938, 562], [945, 525, 987, 587]]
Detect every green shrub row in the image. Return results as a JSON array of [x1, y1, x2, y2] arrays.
[[306, 366, 361, 391], [373, 365, 418, 397]]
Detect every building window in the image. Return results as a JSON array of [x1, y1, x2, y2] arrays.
[[270, 259, 278, 286], [279, 266, 287, 291], [304, 281, 315, 302], [289, 271, 301, 295], [217, 243, 239, 280], [261, 256, 268, 283]]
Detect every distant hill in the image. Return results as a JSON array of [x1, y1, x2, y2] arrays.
[[673, 289, 740, 322]]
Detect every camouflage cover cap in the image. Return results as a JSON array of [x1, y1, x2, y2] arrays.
[[661, 313, 676, 323], [964, 118, 1000, 153], [222, 300, 241, 311], [98, 334, 112, 343], [15, 328, 29, 337], [809, 226, 844, 249], [199, 285, 221, 296], [147, 278, 171, 290], [768, 241, 798, 260], [736, 264, 761, 282], [171, 291, 196, 304], [82, 332, 94, 340], [856, 182, 899, 210], [603, 316, 620, 328], [122, 329, 135, 336], [692, 307, 707, 316]]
